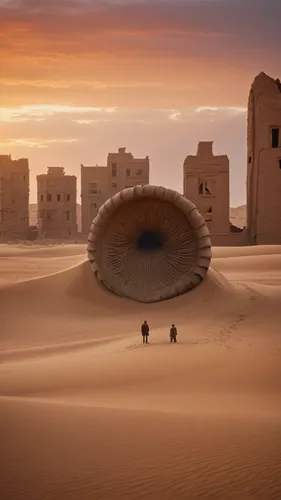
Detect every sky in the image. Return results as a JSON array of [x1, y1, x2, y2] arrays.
[[0, 0, 280, 206]]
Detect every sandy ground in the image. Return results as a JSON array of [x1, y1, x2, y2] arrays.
[[0, 243, 281, 499]]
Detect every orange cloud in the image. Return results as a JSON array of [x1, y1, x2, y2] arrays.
[[1, 0, 280, 108], [0, 0, 279, 209]]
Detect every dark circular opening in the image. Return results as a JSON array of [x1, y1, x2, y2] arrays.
[[137, 230, 164, 251]]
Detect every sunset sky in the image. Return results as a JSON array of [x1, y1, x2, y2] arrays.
[[0, 0, 280, 205]]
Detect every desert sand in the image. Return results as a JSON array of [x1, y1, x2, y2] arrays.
[[1, 243, 281, 499]]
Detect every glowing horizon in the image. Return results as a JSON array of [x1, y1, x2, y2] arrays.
[[0, 0, 280, 205]]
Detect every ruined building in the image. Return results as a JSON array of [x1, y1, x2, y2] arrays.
[[81, 165, 109, 235], [0, 155, 29, 240], [183, 142, 231, 244], [37, 167, 77, 238], [247, 72, 281, 244], [81, 147, 149, 234]]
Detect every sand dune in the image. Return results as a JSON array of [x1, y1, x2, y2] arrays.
[[1, 244, 281, 499], [2, 398, 281, 500], [0, 244, 86, 285]]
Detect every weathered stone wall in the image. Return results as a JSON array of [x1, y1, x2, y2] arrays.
[[247, 72, 281, 244], [81, 166, 109, 235], [211, 230, 249, 247], [0, 155, 29, 240], [183, 141, 230, 239], [37, 167, 77, 238]]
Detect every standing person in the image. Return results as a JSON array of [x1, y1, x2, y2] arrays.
[[170, 324, 177, 343], [141, 320, 149, 344]]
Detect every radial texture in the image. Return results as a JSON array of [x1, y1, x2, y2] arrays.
[[87, 185, 212, 303]]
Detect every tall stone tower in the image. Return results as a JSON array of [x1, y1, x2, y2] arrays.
[[183, 141, 230, 243], [247, 72, 281, 244]]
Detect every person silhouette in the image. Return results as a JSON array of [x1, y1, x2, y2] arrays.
[[141, 320, 149, 344], [170, 324, 177, 343]]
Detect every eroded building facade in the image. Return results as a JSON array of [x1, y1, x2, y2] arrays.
[[81, 165, 109, 235], [0, 155, 29, 239], [247, 72, 281, 244], [183, 142, 231, 244], [81, 147, 149, 234], [37, 167, 77, 238]]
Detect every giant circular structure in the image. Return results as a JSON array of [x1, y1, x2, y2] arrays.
[[87, 185, 212, 303]]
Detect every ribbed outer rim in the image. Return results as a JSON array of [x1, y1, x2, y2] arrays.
[[87, 185, 212, 303]]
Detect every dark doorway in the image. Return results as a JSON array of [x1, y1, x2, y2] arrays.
[[138, 230, 164, 251], [272, 128, 279, 148]]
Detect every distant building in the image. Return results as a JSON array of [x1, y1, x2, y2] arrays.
[[29, 203, 82, 234], [0, 154, 29, 239], [29, 203, 38, 227], [37, 167, 77, 238], [81, 147, 150, 234], [81, 165, 109, 235], [183, 142, 230, 243], [107, 147, 149, 192], [247, 72, 281, 244]]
